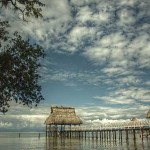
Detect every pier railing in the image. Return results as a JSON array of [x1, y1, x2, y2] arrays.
[[46, 120, 150, 139], [64, 119, 150, 131]]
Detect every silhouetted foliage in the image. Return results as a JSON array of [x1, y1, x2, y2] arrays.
[[0, 0, 45, 21], [0, 31, 44, 113], [0, 21, 9, 47], [0, 0, 45, 113]]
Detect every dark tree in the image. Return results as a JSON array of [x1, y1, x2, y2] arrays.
[[0, 31, 44, 113], [0, 21, 9, 46], [0, 0, 45, 113], [0, 0, 45, 21]]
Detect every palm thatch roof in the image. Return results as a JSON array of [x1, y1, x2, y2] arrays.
[[146, 109, 150, 118], [45, 106, 82, 125]]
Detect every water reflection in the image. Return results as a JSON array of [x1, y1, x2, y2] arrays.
[[46, 136, 150, 150], [46, 137, 81, 150]]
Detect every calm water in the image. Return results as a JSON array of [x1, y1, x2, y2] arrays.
[[0, 132, 150, 150]]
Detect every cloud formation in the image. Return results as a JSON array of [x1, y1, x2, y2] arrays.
[[0, 102, 50, 131], [0, 104, 149, 131], [1, 0, 150, 68], [1, 0, 150, 131], [94, 87, 150, 104]]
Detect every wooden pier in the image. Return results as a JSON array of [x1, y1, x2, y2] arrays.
[[46, 126, 150, 141], [45, 106, 150, 141]]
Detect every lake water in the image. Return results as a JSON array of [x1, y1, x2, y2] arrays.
[[0, 132, 149, 150]]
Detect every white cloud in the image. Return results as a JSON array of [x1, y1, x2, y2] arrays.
[[70, 0, 100, 7], [0, 121, 13, 128], [67, 26, 96, 52], [1, 0, 149, 68], [83, 47, 110, 64], [43, 0, 71, 19], [99, 32, 127, 47], [145, 81, 150, 86], [117, 8, 136, 26], [0, 102, 149, 130], [83, 32, 130, 66], [83, 30, 150, 70], [94, 87, 150, 105], [94, 96, 135, 104], [116, 75, 141, 86], [102, 67, 128, 76], [76, 5, 111, 25], [76, 6, 92, 23], [119, 0, 138, 6], [94, 11, 111, 22], [76, 105, 149, 125], [0, 103, 51, 131]]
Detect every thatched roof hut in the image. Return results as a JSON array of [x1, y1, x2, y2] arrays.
[[146, 109, 150, 118], [45, 106, 82, 125]]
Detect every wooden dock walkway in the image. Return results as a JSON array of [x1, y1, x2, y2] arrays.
[[46, 126, 150, 141]]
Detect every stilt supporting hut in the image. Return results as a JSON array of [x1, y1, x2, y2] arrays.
[[45, 106, 82, 137], [146, 109, 150, 118], [146, 109, 150, 127]]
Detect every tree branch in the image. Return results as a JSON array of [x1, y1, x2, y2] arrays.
[[0, 0, 45, 21]]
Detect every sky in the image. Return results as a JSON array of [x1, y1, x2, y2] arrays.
[[0, 0, 150, 132]]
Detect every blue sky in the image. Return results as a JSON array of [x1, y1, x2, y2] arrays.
[[0, 0, 150, 131]]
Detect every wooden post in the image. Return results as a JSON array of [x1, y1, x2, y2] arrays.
[[63, 125, 65, 137], [92, 130, 94, 138], [75, 128, 77, 137], [109, 130, 111, 140], [55, 125, 57, 137], [102, 131, 103, 140], [112, 131, 114, 141], [115, 130, 116, 141], [133, 129, 136, 140], [96, 130, 98, 139], [70, 124, 71, 138], [120, 130, 122, 141], [119, 130, 122, 141], [104, 131, 106, 140], [46, 125, 47, 137], [141, 128, 143, 140], [146, 129, 149, 138], [126, 129, 128, 141], [59, 124, 62, 137], [100, 131, 101, 140], [49, 125, 51, 137], [107, 130, 108, 140]]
